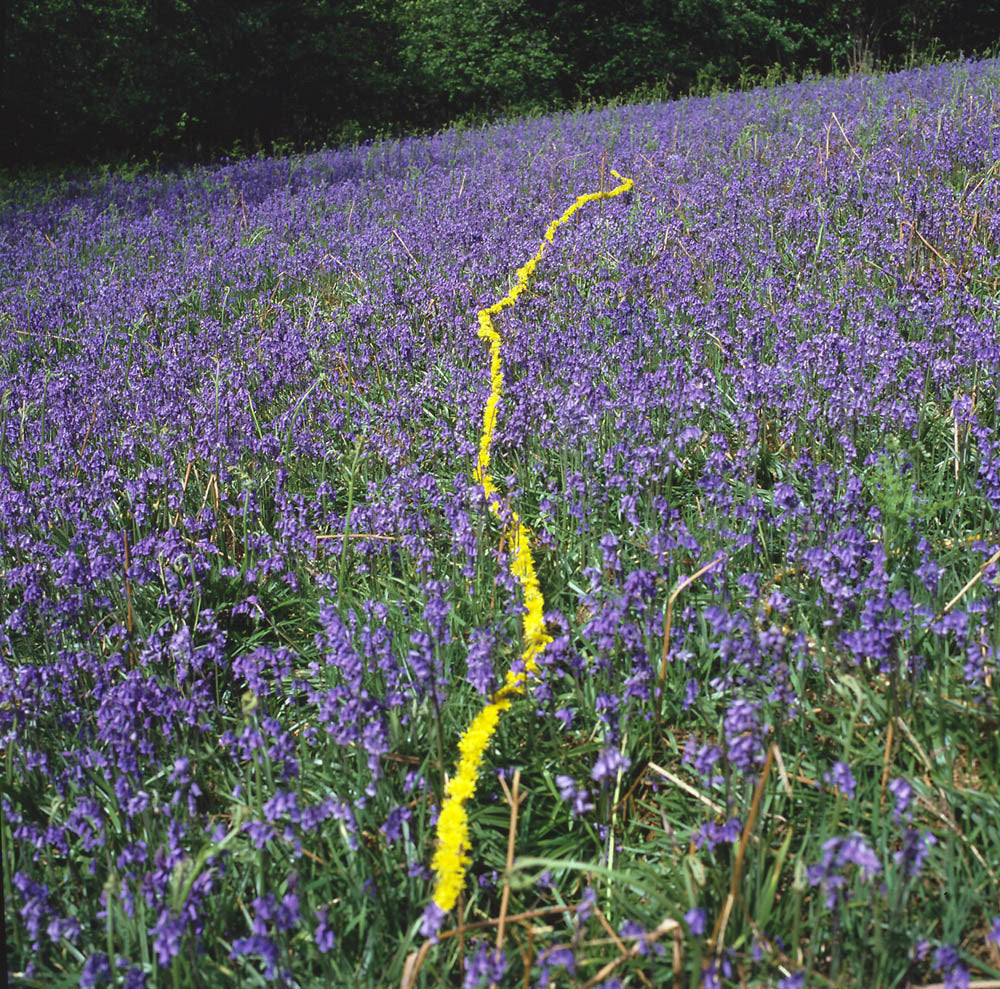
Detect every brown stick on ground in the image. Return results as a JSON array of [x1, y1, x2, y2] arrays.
[[706, 743, 777, 965], [592, 903, 654, 989], [579, 914, 682, 989], [400, 905, 587, 989], [934, 545, 1000, 622], [657, 555, 725, 719], [491, 769, 524, 989], [913, 983, 1000, 989]]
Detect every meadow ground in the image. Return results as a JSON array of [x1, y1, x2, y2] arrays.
[[2, 59, 1000, 988]]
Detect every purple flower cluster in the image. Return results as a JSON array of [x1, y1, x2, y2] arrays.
[[808, 834, 883, 909]]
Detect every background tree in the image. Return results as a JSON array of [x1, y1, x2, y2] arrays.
[[396, 0, 566, 124], [2, 0, 996, 167]]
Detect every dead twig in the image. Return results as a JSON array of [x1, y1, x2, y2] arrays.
[[647, 762, 726, 817], [393, 229, 421, 268], [492, 770, 525, 987], [400, 940, 432, 989], [400, 905, 585, 989], [592, 903, 654, 989], [657, 555, 725, 718], [830, 111, 861, 160], [913, 982, 1000, 989], [579, 915, 682, 989], [934, 546, 1000, 622], [706, 744, 776, 963]]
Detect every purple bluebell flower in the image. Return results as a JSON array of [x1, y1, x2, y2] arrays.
[[591, 746, 630, 785], [242, 819, 276, 849], [314, 905, 336, 953], [463, 940, 507, 988], [682, 678, 699, 709], [14, 872, 54, 950], [824, 760, 857, 799], [933, 945, 969, 989], [466, 627, 495, 696], [888, 777, 913, 822], [381, 804, 412, 844], [685, 907, 707, 936], [79, 953, 111, 989], [808, 833, 882, 908], [230, 934, 282, 980], [577, 887, 597, 924], [46, 915, 81, 942], [695, 817, 742, 851], [702, 960, 721, 989], [420, 900, 446, 939], [777, 973, 805, 989], [556, 774, 595, 817], [536, 944, 575, 985], [599, 531, 621, 572], [895, 828, 936, 877], [149, 908, 186, 967]]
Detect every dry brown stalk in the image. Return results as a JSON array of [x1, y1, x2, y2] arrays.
[[672, 924, 683, 989], [879, 717, 896, 809], [400, 905, 585, 989], [578, 914, 682, 989], [657, 555, 725, 717], [910, 222, 950, 267], [935, 545, 1000, 621], [72, 400, 101, 479], [516, 927, 532, 989], [829, 111, 861, 159], [706, 743, 776, 963], [197, 471, 220, 516], [491, 769, 524, 988], [772, 745, 793, 797], [913, 982, 1000, 989], [12, 326, 76, 344], [647, 762, 726, 817], [592, 904, 654, 989], [612, 758, 647, 819], [393, 228, 421, 268], [173, 456, 195, 528], [400, 940, 432, 989]]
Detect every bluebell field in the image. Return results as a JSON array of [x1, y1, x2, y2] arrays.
[[2, 58, 1000, 987]]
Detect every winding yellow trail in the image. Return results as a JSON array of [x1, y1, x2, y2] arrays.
[[429, 171, 635, 916]]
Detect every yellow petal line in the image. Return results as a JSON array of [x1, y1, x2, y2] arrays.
[[429, 170, 635, 916]]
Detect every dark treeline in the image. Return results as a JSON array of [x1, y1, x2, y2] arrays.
[[3, 0, 999, 167]]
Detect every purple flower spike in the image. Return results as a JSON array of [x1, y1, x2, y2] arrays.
[[824, 760, 856, 799], [463, 940, 507, 988], [933, 945, 969, 989], [420, 900, 446, 940], [888, 777, 913, 822], [685, 907, 707, 937], [314, 906, 336, 953], [591, 746, 631, 785]]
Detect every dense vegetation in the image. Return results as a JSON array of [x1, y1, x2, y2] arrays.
[[2, 0, 999, 166], [2, 59, 1000, 987]]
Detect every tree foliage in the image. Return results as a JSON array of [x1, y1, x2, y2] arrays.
[[2, 0, 997, 165]]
